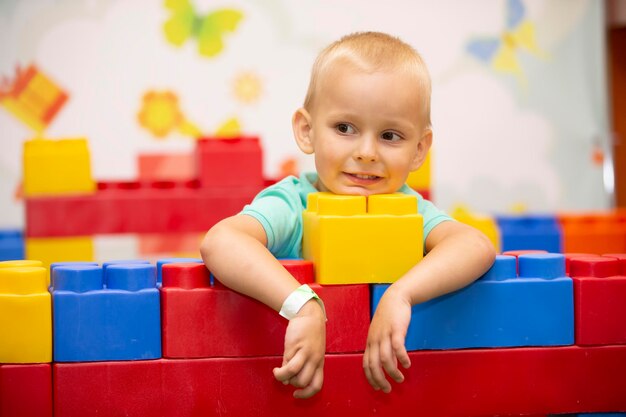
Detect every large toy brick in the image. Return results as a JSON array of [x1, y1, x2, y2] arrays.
[[53, 360, 163, 417], [23, 138, 95, 196], [303, 192, 423, 284], [196, 136, 264, 188], [25, 180, 261, 236], [160, 260, 369, 358], [52, 346, 626, 417], [373, 254, 574, 350], [558, 212, 626, 254], [569, 256, 626, 346], [0, 228, 24, 261], [25, 236, 93, 267], [52, 264, 161, 362], [496, 214, 562, 253], [0, 266, 51, 363], [0, 364, 52, 417], [156, 257, 203, 285], [452, 206, 501, 251]]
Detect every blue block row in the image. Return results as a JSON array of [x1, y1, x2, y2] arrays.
[[50, 257, 201, 362], [372, 254, 574, 350], [0, 229, 24, 261], [496, 214, 562, 253]]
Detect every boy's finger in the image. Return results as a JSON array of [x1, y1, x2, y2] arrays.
[[363, 351, 378, 390], [391, 332, 411, 369], [380, 338, 404, 384], [273, 349, 306, 383], [289, 361, 316, 388], [293, 367, 324, 399], [367, 343, 391, 393]]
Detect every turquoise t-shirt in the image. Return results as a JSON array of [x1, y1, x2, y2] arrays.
[[241, 172, 452, 259]]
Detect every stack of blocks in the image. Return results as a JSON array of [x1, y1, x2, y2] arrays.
[[2, 192, 626, 416], [22, 136, 265, 266]]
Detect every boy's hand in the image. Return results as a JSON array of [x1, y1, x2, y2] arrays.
[[273, 299, 326, 399], [363, 286, 412, 393]]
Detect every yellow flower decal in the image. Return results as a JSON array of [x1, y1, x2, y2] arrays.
[[233, 72, 262, 104], [137, 90, 202, 138]]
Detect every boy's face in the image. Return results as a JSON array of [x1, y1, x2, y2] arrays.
[[293, 63, 431, 196]]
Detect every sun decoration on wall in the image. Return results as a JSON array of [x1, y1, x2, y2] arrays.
[[137, 91, 202, 138], [233, 72, 262, 104], [163, 0, 244, 58], [466, 0, 546, 87]]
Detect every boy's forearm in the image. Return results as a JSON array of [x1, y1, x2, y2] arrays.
[[200, 220, 302, 312], [391, 226, 496, 306]]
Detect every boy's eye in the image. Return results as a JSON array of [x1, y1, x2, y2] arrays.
[[381, 131, 402, 141], [336, 123, 355, 134]]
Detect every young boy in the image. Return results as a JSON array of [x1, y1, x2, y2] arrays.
[[200, 32, 496, 399]]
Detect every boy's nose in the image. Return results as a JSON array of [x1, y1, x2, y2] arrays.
[[353, 136, 379, 162]]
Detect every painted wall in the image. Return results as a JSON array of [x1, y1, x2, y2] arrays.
[[0, 0, 610, 228]]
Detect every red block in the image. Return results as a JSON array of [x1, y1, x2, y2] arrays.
[[0, 363, 52, 417], [53, 360, 162, 417], [160, 261, 369, 358], [52, 346, 626, 417], [570, 256, 626, 346], [564, 253, 594, 275], [196, 137, 264, 188], [25, 180, 261, 236]]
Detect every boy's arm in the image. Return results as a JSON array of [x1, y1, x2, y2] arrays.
[[200, 214, 326, 399], [363, 220, 496, 393]]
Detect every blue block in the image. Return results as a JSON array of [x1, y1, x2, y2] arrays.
[[0, 229, 24, 261], [52, 264, 161, 362], [156, 257, 203, 285], [496, 214, 562, 252], [372, 254, 574, 350]]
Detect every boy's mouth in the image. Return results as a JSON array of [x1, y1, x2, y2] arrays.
[[345, 172, 382, 184]]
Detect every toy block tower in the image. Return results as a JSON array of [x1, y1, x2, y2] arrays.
[[0, 265, 51, 363], [496, 214, 562, 253], [303, 192, 423, 284]]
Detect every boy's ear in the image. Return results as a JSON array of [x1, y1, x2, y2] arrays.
[[292, 107, 314, 154], [410, 128, 433, 171]]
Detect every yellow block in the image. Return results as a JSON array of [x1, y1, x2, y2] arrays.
[[452, 206, 501, 252], [406, 151, 431, 190], [23, 138, 96, 196], [303, 193, 423, 285], [26, 236, 94, 269], [0, 266, 52, 363]]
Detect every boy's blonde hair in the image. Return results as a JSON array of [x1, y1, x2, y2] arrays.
[[303, 31, 432, 128]]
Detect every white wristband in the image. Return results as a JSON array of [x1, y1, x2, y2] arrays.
[[279, 284, 326, 320]]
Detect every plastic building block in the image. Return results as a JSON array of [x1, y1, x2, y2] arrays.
[[373, 254, 574, 350], [52, 264, 161, 361], [452, 206, 501, 251], [53, 360, 163, 417], [496, 214, 562, 253], [52, 346, 626, 416], [138, 232, 203, 257], [138, 152, 195, 181], [303, 192, 423, 284], [0, 363, 52, 417], [0, 266, 51, 363], [0, 228, 24, 261], [569, 256, 626, 346], [23, 138, 95, 196], [502, 249, 547, 273], [25, 236, 93, 267], [156, 257, 203, 285], [0, 259, 44, 268], [196, 137, 264, 188], [160, 260, 369, 358], [558, 212, 626, 254], [25, 180, 261, 236]]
